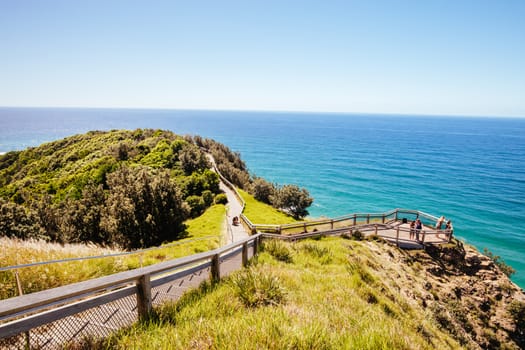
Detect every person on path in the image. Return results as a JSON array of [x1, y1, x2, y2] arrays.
[[435, 215, 445, 238], [415, 218, 422, 242], [445, 220, 454, 240]]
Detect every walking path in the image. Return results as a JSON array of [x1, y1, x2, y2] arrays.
[[205, 153, 249, 244], [219, 180, 249, 244]]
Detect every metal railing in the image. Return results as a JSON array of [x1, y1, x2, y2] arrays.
[[246, 208, 445, 237], [0, 235, 260, 349], [0, 235, 220, 274]]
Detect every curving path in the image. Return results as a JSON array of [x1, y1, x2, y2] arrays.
[[205, 153, 249, 244], [219, 180, 249, 244]]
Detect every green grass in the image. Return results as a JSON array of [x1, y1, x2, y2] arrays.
[[105, 238, 462, 350], [238, 189, 298, 225], [184, 203, 226, 240], [0, 204, 226, 299]]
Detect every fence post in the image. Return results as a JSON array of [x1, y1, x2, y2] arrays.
[[382, 214, 385, 224], [14, 271, 31, 348], [353, 214, 356, 226], [136, 274, 152, 319], [367, 214, 370, 224], [211, 254, 221, 283], [396, 226, 400, 247], [395, 210, 398, 221], [331, 220, 334, 230], [242, 242, 249, 267], [374, 224, 378, 235], [253, 236, 260, 257]]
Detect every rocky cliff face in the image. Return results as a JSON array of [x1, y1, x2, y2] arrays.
[[364, 239, 524, 349]]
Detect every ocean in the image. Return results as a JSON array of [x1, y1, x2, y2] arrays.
[[1, 107, 524, 288]]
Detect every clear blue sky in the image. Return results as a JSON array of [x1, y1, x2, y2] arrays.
[[1, 0, 524, 116]]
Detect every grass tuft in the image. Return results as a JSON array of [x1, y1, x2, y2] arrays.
[[230, 267, 287, 308], [262, 239, 293, 263]]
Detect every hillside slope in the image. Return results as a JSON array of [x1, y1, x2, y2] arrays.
[[107, 237, 524, 350]]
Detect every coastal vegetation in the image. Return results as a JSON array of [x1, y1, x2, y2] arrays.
[[0, 204, 225, 299], [0, 129, 312, 250]]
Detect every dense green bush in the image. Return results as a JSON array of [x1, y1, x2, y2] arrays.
[[508, 301, 525, 335], [251, 177, 275, 204], [214, 193, 228, 204]]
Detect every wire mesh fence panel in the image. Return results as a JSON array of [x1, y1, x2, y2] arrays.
[[151, 266, 211, 307], [0, 290, 139, 350], [247, 242, 255, 260], [0, 333, 26, 350], [219, 248, 243, 278], [0, 235, 282, 349]]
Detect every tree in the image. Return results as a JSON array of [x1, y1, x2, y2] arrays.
[[178, 144, 210, 175], [251, 178, 275, 204], [59, 183, 107, 244], [101, 166, 189, 249], [271, 184, 313, 219], [0, 198, 44, 239]]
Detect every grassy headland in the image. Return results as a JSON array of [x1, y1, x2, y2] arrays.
[[104, 237, 525, 349]]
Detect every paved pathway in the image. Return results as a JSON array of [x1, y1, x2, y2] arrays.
[[205, 153, 250, 244], [219, 181, 250, 244]]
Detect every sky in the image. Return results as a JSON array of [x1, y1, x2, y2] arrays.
[[0, 0, 524, 117]]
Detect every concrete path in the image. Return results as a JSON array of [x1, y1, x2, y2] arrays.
[[206, 153, 250, 244], [219, 181, 250, 244]]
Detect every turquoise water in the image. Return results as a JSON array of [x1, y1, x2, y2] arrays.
[[1, 107, 524, 288]]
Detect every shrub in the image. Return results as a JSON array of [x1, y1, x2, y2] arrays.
[[251, 177, 275, 204], [262, 239, 293, 263], [351, 230, 364, 240], [483, 248, 516, 277], [270, 184, 313, 219], [185, 195, 206, 218], [214, 193, 228, 205], [230, 267, 286, 307], [508, 301, 525, 333], [201, 190, 214, 206]]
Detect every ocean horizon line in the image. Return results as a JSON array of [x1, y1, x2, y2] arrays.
[[1, 105, 524, 120]]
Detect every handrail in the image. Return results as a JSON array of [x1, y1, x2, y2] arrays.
[[249, 208, 440, 234], [0, 234, 261, 320], [0, 235, 220, 273]]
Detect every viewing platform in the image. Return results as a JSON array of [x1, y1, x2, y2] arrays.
[[239, 208, 453, 250]]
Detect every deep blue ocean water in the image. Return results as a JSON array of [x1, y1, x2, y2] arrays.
[[1, 107, 524, 288]]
